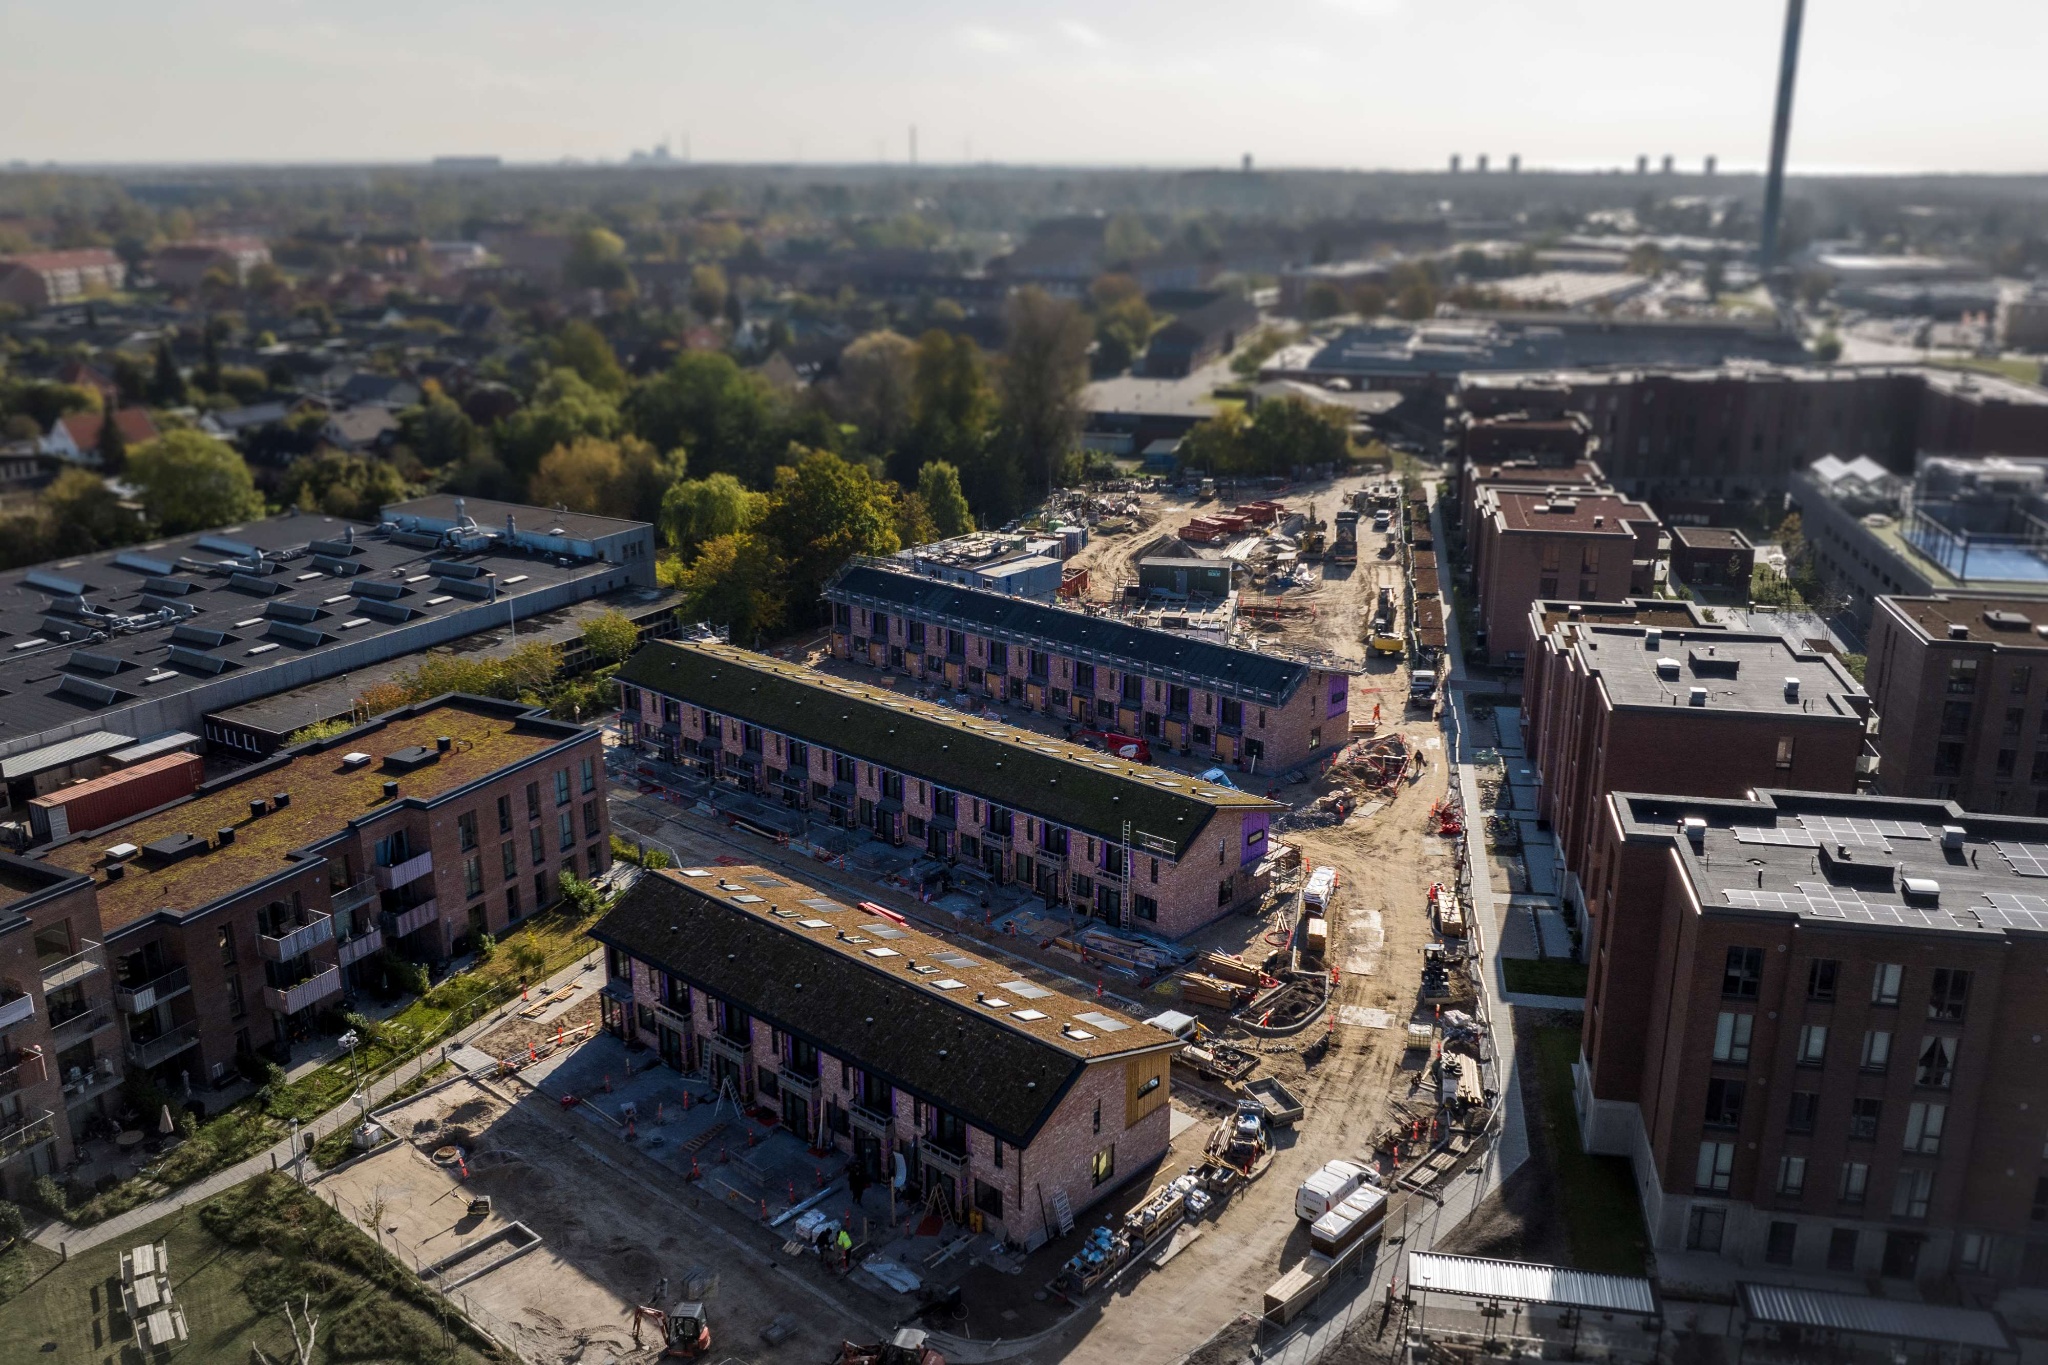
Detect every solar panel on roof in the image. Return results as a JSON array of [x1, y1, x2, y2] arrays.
[[437, 576, 495, 600], [1734, 826, 1819, 847], [1996, 843, 2048, 878], [355, 598, 417, 623], [1798, 814, 1931, 845], [170, 625, 229, 648], [113, 552, 175, 577], [24, 570, 87, 597], [265, 601, 322, 623], [195, 535, 256, 558], [54, 674, 121, 706], [166, 645, 229, 675], [350, 579, 404, 600], [65, 649, 122, 675], [1723, 889, 1812, 911], [141, 575, 196, 596], [1979, 893, 2048, 932], [228, 572, 281, 596], [264, 620, 329, 648]]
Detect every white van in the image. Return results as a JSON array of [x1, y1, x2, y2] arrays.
[[1302, 866, 1339, 916], [1295, 1159, 1368, 1221]]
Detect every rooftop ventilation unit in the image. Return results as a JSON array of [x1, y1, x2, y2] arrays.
[[1657, 657, 1681, 679], [307, 538, 360, 558], [1688, 685, 1708, 706], [1948, 623, 1970, 640], [341, 752, 372, 769], [112, 552, 176, 577], [25, 570, 87, 597], [1784, 677, 1801, 701], [1645, 629, 1662, 649], [166, 645, 230, 674], [229, 572, 283, 596], [383, 745, 440, 773], [66, 649, 123, 676], [1942, 825, 1966, 850], [1902, 877, 1941, 903], [1683, 816, 1707, 845], [310, 555, 360, 576], [138, 595, 196, 617], [350, 579, 405, 601], [195, 534, 258, 559]]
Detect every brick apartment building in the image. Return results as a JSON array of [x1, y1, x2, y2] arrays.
[[1523, 601, 1868, 908], [0, 696, 608, 1193], [614, 640, 1284, 938], [150, 238, 273, 292], [1865, 594, 2048, 813], [1668, 526, 1758, 591], [592, 864, 1179, 1248], [1575, 788, 2048, 1285], [1472, 488, 1664, 665], [0, 250, 126, 311], [1451, 454, 1609, 534], [821, 562, 1352, 774]]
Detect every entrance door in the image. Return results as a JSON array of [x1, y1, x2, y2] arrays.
[[709, 1050, 748, 1103], [1882, 1231, 1925, 1279], [926, 825, 948, 860], [657, 1026, 683, 1071], [855, 1131, 885, 1182], [781, 1090, 812, 1141]]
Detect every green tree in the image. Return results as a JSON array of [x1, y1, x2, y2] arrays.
[[198, 319, 224, 393], [833, 330, 918, 459], [1102, 213, 1158, 268], [916, 461, 973, 538], [623, 351, 786, 486], [758, 448, 902, 603], [127, 430, 266, 533], [677, 532, 786, 642], [527, 434, 683, 520], [95, 407, 128, 472], [688, 264, 730, 321], [493, 368, 623, 489], [1090, 273, 1153, 374], [580, 608, 641, 664], [551, 321, 628, 394], [396, 388, 479, 467], [282, 449, 412, 521], [1239, 396, 1349, 475], [1178, 406, 1247, 474], [44, 467, 144, 554], [659, 472, 766, 558], [147, 337, 186, 404], [998, 288, 1092, 498], [564, 228, 632, 292], [1812, 331, 1843, 362]]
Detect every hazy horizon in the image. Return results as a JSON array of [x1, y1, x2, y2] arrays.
[[3, 0, 2044, 175]]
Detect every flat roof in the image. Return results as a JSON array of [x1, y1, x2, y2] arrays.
[[1879, 593, 2048, 646], [614, 640, 1279, 859], [384, 494, 649, 543], [1533, 598, 1715, 636], [1670, 525, 1754, 551], [1571, 626, 1865, 718], [1485, 488, 1656, 535], [1740, 1284, 2013, 1352], [1466, 459, 1605, 488], [0, 507, 630, 759], [590, 865, 1178, 1147], [1613, 788, 2048, 940], [1406, 1253, 1656, 1315], [828, 562, 1312, 704], [41, 698, 587, 933]]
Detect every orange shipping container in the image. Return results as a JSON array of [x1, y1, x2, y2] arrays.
[[30, 752, 203, 842]]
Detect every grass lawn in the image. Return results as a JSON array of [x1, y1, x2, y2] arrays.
[[1503, 958, 1589, 999], [0, 1241, 60, 1309], [0, 1174, 498, 1365], [1927, 354, 2046, 386], [1530, 1026, 1647, 1275]]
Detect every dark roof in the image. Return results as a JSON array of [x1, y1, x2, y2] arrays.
[[827, 563, 1311, 704], [591, 867, 1176, 1146], [614, 640, 1278, 858], [1671, 525, 1754, 551]]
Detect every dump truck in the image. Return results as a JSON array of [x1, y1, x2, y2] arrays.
[[836, 1328, 946, 1365], [1248, 1075, 1306, 1129], [1331, 509, 1360, 563]]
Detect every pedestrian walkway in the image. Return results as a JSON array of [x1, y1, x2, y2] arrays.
[[32, 948, 603, 1256]]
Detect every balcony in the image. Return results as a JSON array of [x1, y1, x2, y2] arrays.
[[850, 1100, 894, 1136], [114, 965, 192, 1015], [126, 1021, 202, 1070], [600, 978, 634, 1006], [0, 990, 34, 1032], [50, 1006, 113, 1041], [648, 996, 690, 1030], [0, 1110, 54, 1165], [259, 911, 334, 962], [917, 1136, 968, 1179], [381, 899, 439, 939], [264, 965, 342, 1016], [330, 877, 378, 916], [0, 1049, 41, 1098], [706, 1033, 749, 1068], [779, 1065, 818, 1099], [336, 927, 384, 968], [376, 850, 435, 890], [40, 941, 105, 993], [62, 1064, 121, 1106]]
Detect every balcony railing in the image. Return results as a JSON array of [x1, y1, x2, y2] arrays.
[[779, 1065, 818, 1098], [376, 850, 435, 890], [381, 900, 439, 939], [0, 991, 34, 1032], [114, 965, 191, 1015], [336, 926, 384, 968], [330, 877, 378, 916], [40, 941, 106, 992], [264, 965, 342, 1016], [850, 1100, 894, 1135], [706, 1033, 749, 1068], [0, 1110, 55, 1165], [50, 1007, 113, 1041], [917, 1136, 968, 1178], [62, 1065, 121, 1105], [0, 1049, 40, 1098], [600, 978, 634, 1006], [648, 996, 690, 1030], [126, 1021, 202, 1070], [259, 911, 334, 962]]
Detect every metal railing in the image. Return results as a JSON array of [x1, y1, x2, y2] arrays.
[[0, 991, 34, 1032], [0, 1109, 54, 1164], [40, 940, 105, 992], [917, 1136, 968, 1177], [126, 1021, 202, 1070], [337, 926, 385, 967], [50, 1006, 113, 1040], [0, 1049, 39, 1098], [376, 850, 435, 889], [382, 900, 439, 939], [850, 1100, 894, 1134], [259, 910, 335, 962], [264, 965, 342, 1016], [114, 964, 191, 1015], [331, 877, 378, 915]]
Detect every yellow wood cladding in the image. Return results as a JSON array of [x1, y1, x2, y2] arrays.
[[1124, 1050, 1170, 1127]]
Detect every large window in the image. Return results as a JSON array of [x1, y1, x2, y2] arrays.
[[1839, 1161, 1868, 1204], [1904, 1102, 1946, 1155], [1849, 1097, 1882, 1141], [1776, 1155, 1807, 1196], [1928, 968, 1970, 1022], [1872, 963, 1903, 1006], [1891, 1169, 1933, 1221], [1787, 1091, 1819, 1133], [1713, 1012, 1753, 1064], [1861, 1030, 1892, 1071], [1704, 1079, 1746, 1129], [1796, 1024, 1828, 1065], [1722, 946, 1763, 1000], [1091, 1145, 1116, 1187], [1807, 959, 1838, 1002], [1695, 1141, 1734, 1193], [1916, 1035, 1956, 1089]]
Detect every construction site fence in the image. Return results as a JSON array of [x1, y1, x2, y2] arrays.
[[322, 1183, 536, 1365]]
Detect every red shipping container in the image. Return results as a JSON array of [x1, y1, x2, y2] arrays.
[[31, 752, 203, 842]]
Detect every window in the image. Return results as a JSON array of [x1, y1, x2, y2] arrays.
[[555, 812, 572, 852], [1891, 1169, 1933, 1221], [581, 756, 596, 793], [2015, 665, 2035, 696], [1797, 1024, 1828, 1065], [219, 925, 236, 966], [1685, 1206, 1726, 1252], [588, 846, 603, 878], [505, 884, 520, 921], [458, 810, 478, 851], [1948, 658, 1978, 694], [974, 1179, 1003, 1220], [1091, 1145, 1116, 1187], [1916, 1035, 1955, 1089], [497, 795, 512, 833], [584, 799, 600, 839], [1134, 895, 1158, 922], [535, 872, 550, 908], [502, 841, 518, 881], [555, 770, 571, 806], [1861, 1030, 1892, 1071], [1777, 1155, 1807, 1196], [1695, 1140, 1734, 1192], [1723, 946, 1763, 1000], [1839, 1161, 1868, 1204], [2036, 1177, 2048, 1222], [1828, 1228, 1859, 1271], [1766, 1222, 1798, 1266], [1787, 1091, 1819, 1133], [526, 781, 541, 819], [1872, 963, 1902, 1006], [1957, 1232, 1989, 1272], [1807, 959, 1838, 1002], [1092, 1100, 1102, 1134], [1774, 736, 1795, 768], [1849, 1097, 1882, 1141], [1904, 1101, 1946, 1155], [531, 827, 545, 865], [225, 976, 245, 1020], [1928, 968, 1970, 1022], [1934, 742, 1965, 776], [1713, 1012, 1753, 1064], [2012, 706, 2030, 736], [1705, 1079, 1746, 1128], [464, 855, 484, 899]]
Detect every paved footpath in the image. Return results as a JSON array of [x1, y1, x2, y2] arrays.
[[32, 949, 604, 1257]]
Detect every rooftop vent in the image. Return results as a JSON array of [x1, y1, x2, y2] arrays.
[[104, 862, 124, 881], [217, 826, 236, 846], [1682, 817, 1707, 846], [1784, 677, 1801, 702], [1657, 657, 1681, 679], [249, 798, 267, 819], [1942, 825, 1966, 851], [1820, 842, 1898, 890], [1593, 514, 1605, 527], [1645, 629, 1662, 649], [1948, 623, 1970, 640], [382, 779, 400, 800], [1688, 646, 1740, 678], [341, 752, 371, 769], [1902, 877, 1941, 903], [436, 735, 452, 753], [104, 843, 138, 862], [1688, 685, 1708, 706], [272, 791, 290, 810], [141, 832, 208, 866], [383, 745, 440, 773], [1985, 609, 2031, 631]]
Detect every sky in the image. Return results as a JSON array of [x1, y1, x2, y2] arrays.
[[3, 0, 2044, 173]]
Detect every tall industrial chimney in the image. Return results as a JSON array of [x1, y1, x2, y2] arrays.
[[1759, 0, 1807, 277]]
